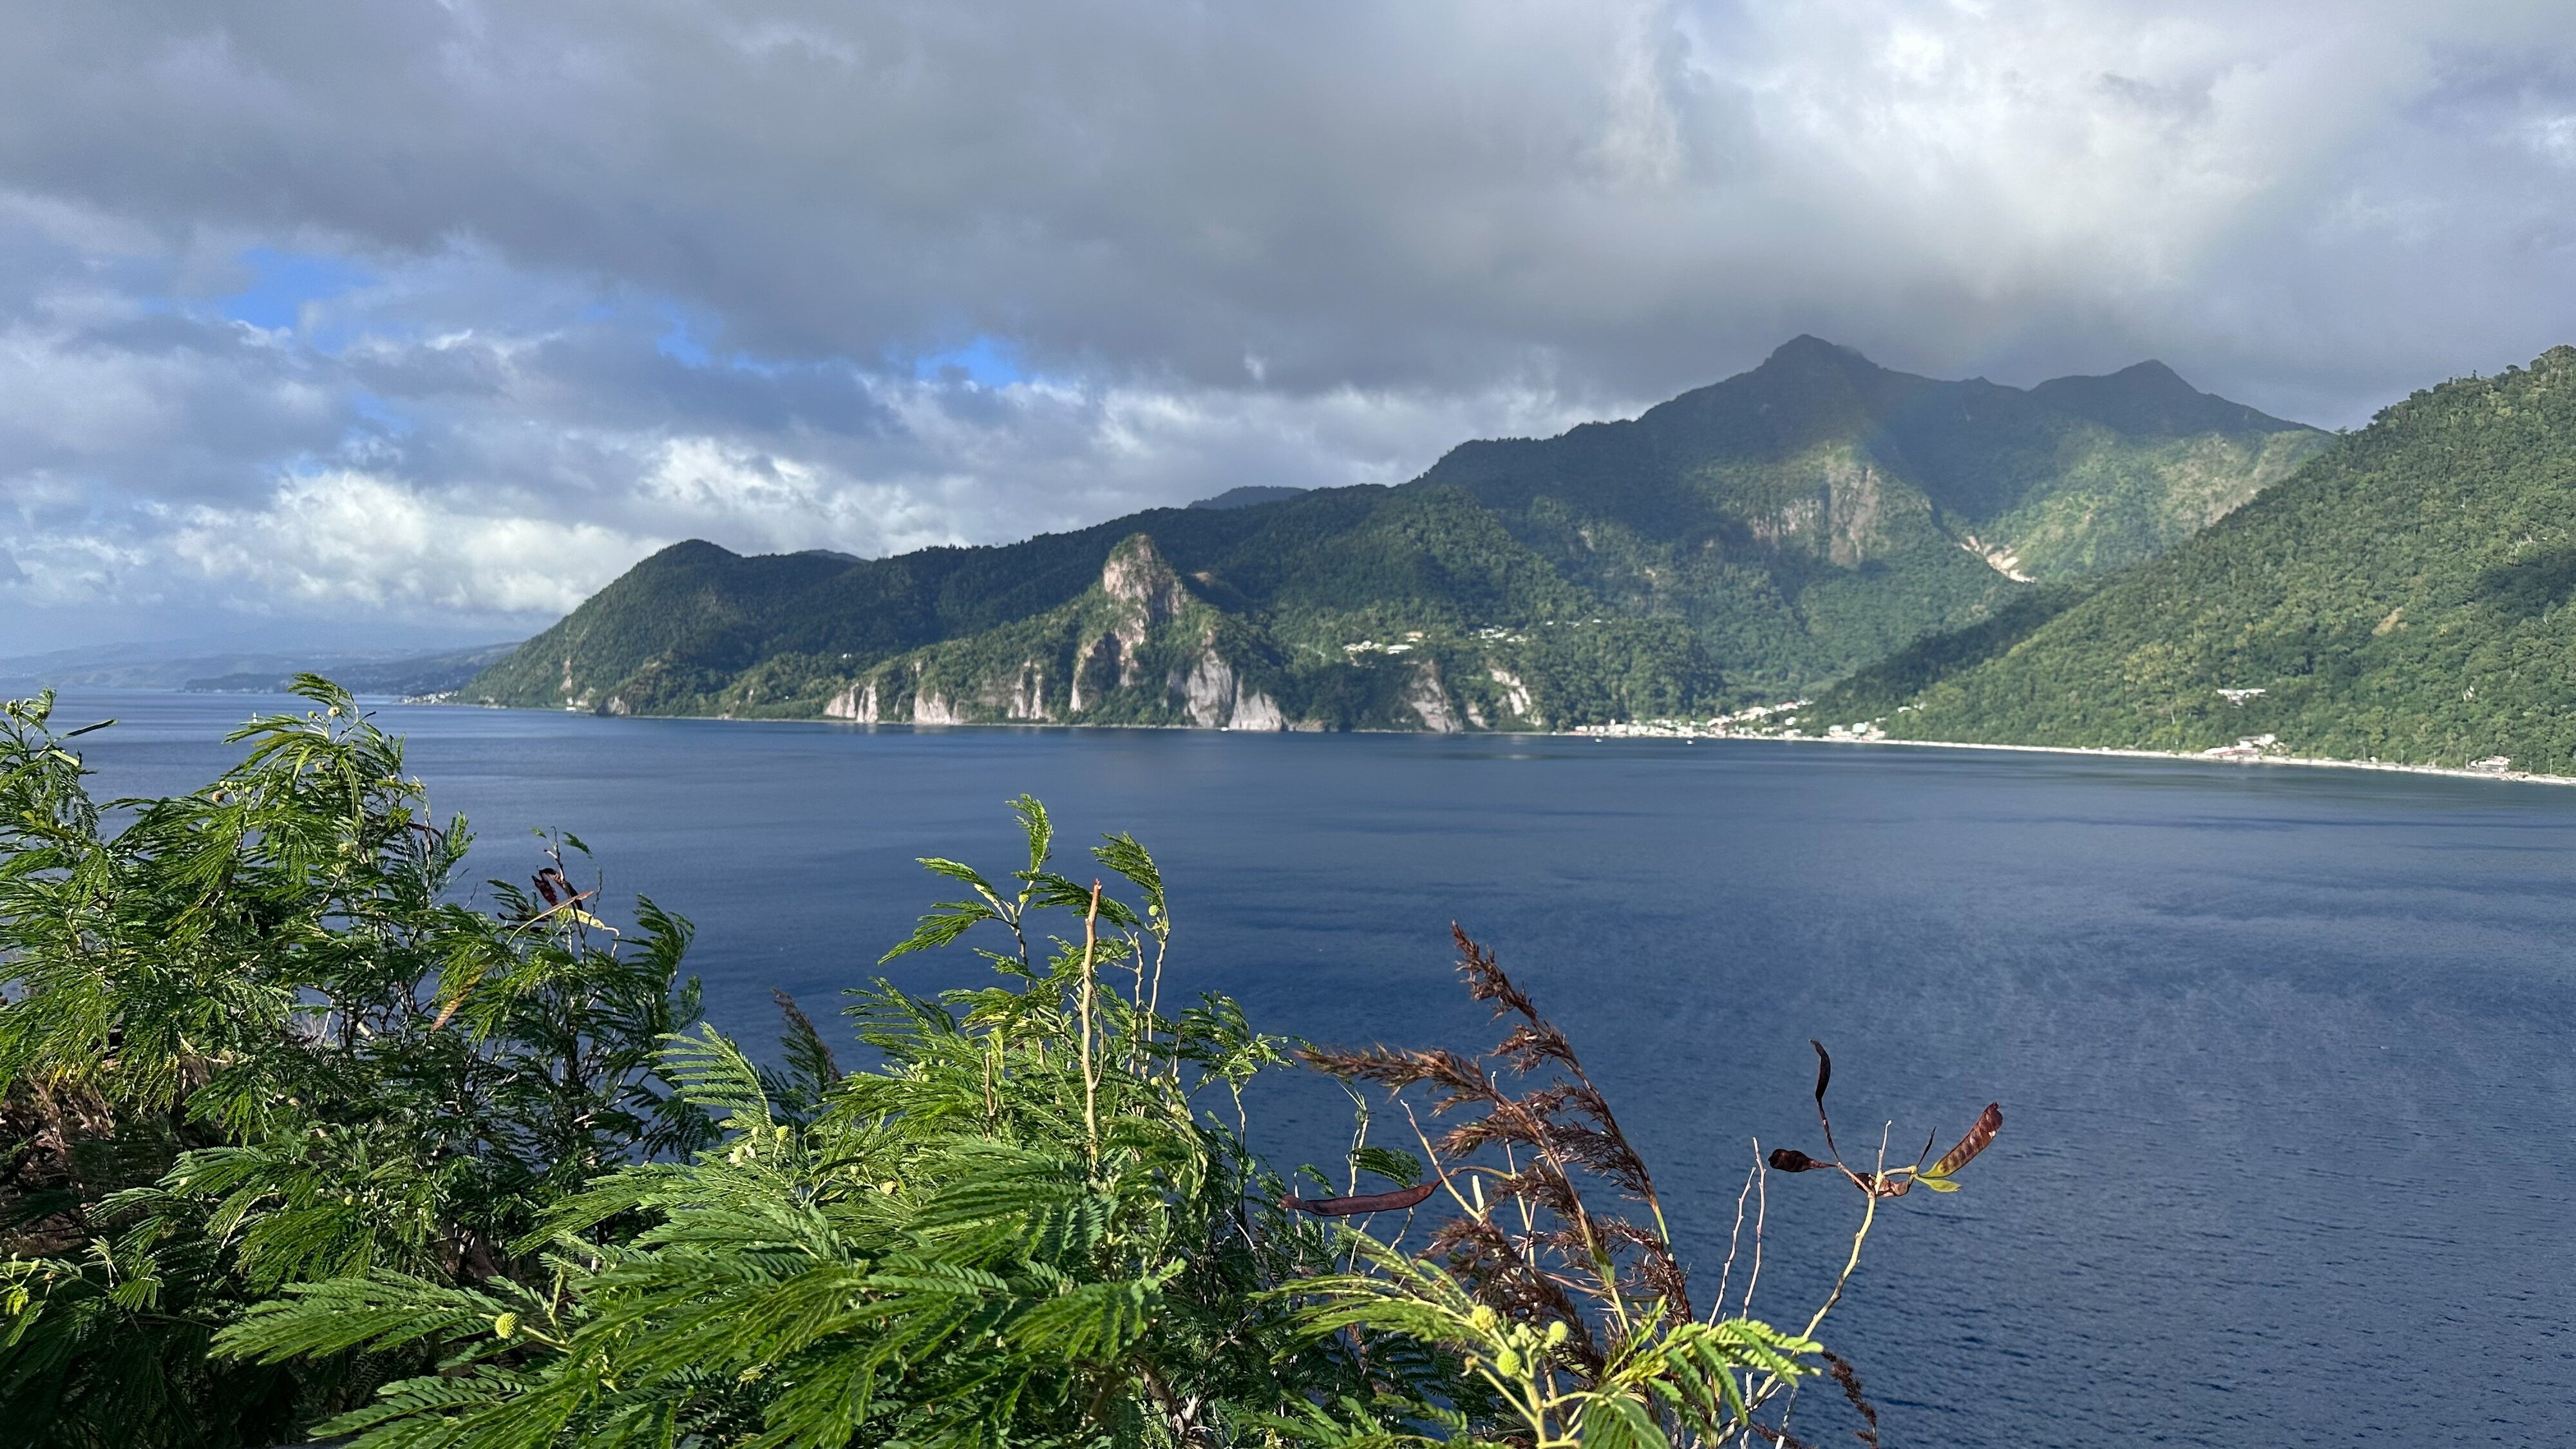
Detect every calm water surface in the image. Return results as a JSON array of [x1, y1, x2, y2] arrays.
[[45, 690, 2576, 1448]]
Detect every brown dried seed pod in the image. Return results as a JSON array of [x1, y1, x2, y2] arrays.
[[1280, 1182, 1439, 1217]]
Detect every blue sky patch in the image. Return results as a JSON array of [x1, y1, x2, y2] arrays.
[[655, 307, 714, 366], [350, 391, 415, 437], [220, 247, 373, 331], [912, 335, 1024, 387]]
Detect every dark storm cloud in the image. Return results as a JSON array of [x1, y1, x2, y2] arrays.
[[3, 0, 2574, 647]]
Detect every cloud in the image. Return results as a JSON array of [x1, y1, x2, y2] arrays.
[[169, 471, 654, 617], [1, 1, 2573, 648]]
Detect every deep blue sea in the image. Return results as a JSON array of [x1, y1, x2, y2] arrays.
[[41, 690, 2576, 1448]]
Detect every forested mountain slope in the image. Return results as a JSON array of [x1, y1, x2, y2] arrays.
[[468, 338, 2323, 729], [1864, 348, 2576, 772]]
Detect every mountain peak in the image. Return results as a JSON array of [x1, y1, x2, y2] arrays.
[[1188, 484, 1309, 511], [2031, 360, 2308, 438], [1761, 334, 1879, 372], [650, 538, 737, 563], [1101, 533, 1186, 622]]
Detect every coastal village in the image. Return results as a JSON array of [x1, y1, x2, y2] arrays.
[[1567, 710, 2539, 782], [1564, 701, 1862, 740]]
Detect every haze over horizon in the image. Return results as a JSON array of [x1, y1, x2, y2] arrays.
[[5, 1, 2574, 654]]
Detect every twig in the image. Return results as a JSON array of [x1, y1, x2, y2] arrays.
[[1399, 1099, 1479, 1221], [1740, 1145, 1768, 1320], [1799, 1125, 1890, 1343], [1713, 1146, 1756, 1324], [1146, 913, 1171, 1078], [1079, 880, 1102, 1162]]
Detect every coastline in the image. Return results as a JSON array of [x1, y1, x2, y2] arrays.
[[404, 697, 2576, 790], [1616, 728, 2576, 788]]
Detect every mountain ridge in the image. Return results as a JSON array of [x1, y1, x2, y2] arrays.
[[467, 339, 2325, 729], [1840, 346, 2576, 772]]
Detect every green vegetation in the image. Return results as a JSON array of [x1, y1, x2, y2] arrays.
[[1, 680, 2002, 1446], [468, 339, 2320, 728], [1864, 347, 2576, 773], [1808, 584, 2092, 726]]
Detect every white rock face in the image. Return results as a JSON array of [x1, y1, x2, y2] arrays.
[[1405, 661, 1462, 734], [1070, 634, 1122, 714], [1488, 667, 1536, 724], [1164, 643, 1291, 729], [1180, 650, 1234, 728], [1228, 682, 1286, 731], [1083, 534, 1186, 702], [1099, 533, 1187, 622], [825, 679, 880, 723], [1959, 533, 2035, 583], [913, 692, 958, 724], [1007, 662, 1050, 721]]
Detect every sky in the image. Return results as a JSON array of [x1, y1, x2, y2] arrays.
[[5, 0, 2575, 654]]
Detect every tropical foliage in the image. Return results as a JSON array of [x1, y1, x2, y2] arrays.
[[1807, 583, 2090, 726], [0, 679, 710, 1446], [1, 679, 2003, 1446]]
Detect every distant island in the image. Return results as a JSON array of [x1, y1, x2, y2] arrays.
[[463, 337, 2324, 732], [184, 641, 520, 699], [0, 640, 522, 696]]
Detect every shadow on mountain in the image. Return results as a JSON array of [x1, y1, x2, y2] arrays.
[[2474, 545, 2576, 620], [1809, 582, 2092, 722]]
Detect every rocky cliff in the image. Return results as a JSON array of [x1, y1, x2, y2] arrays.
[[809, 534, 1503, 731]]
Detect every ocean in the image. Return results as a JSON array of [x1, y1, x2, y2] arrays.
[[41, 689, 2576, 1448]]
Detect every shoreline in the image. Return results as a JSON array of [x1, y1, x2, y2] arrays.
[[388, 696, 2576, 789], [1627, 729, 2576, 788]]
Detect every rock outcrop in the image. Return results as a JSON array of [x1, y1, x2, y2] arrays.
[[804, 526, 1607, 734], [1403, 661, 1463, 734], [1099, 532, 1188, 622], [1177, 647, 1234, 728], [1005, 661, 1050, 721], [1228, 681, 1286, 731], [824, 678, 879, 722], [1071, 534, 1189, 714]]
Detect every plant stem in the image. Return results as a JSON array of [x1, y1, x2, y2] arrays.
[[1800, 1126, 1892, 1341], [1801, 1189, 1876, 1343], [1713, 1147, 1756, 1325], [1079, 879, 1102, 1164]]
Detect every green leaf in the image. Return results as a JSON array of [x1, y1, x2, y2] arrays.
[[1350, 1145, 1424, 1190], [1010, 795, 1053, 878]]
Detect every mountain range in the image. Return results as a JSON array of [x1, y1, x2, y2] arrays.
[[0, 639, 518, 695], [464, 337, 2326, 730], [181, 643, 520, 697]]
